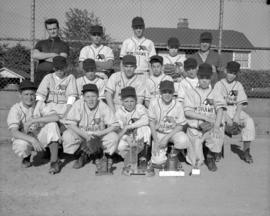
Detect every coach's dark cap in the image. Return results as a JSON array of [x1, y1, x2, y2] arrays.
[[90, 25, 103, 35], [167, 37, 180, 49], [150, 55, 163, 65], [159, 80, 175, 93], [200, 32, 213, 43], [132, 17, 145, 28], [121, 86, 137, 100], [122, 55, 137, 66], [82, 83, 99, 95], [184, 58, 198, 71], [197, 63, 213, 79], [53, 56, 67, 70], [19, 80, 37, 92], [226, 61, 240, 74], [83, 58, 96, 72]]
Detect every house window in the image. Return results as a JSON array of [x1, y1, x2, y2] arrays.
[[232, 52, 251, 69]]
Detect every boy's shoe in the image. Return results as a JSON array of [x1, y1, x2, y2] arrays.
[[241, 149, 253, 164], [49, 160, 61, 174], [146, 162, 155, 177], [73, 152, 88, 169], [206, 157, 217, 172], [215, 152, 222, 162], [21, 155, 32, 168]]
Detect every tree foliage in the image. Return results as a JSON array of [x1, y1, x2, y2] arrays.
[[0, 43, 30, 73]]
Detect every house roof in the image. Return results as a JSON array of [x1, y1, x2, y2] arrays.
[[0, 67, 30, 79], [144, 28, 254, 51]]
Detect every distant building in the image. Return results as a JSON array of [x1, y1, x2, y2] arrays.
[[144, 19, 254, 69], [0, 67, 30, 89]]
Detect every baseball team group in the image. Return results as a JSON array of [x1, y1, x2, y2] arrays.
[[6, 16, 255, 176]]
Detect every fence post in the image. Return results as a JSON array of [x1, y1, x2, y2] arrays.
[[30, 0, 35, 82], [218, 0, 224, 54]]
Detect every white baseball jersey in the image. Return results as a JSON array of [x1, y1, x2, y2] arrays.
[[184, 85, 226, 129], [76, 76, 106, 99], [115, 104, 149, 129], [148, 98, 187, 134], [176, 77, 198, 102], [64, 98, 117, 132], [120, 36, 156, 72], [105, 71, 146, 106], [79, 44, 114, 62], [36, 73, 77, 115], [214, 79, 248, 107], [145, 74, 173, 101], [162, 54, 186, 66], [7, 102, 35, 132]]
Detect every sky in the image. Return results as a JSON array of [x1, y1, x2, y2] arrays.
[[0, 0, 269, 68]]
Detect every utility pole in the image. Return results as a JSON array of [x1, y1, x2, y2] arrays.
[[218, 0, 224, 54]]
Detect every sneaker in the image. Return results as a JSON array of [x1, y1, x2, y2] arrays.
[[146, 162, 155, 177], [73, 153, 88, 169], [21, 155, 32, 168], [49, 160, 61, 174], [215, 152, 222, 162], [242, 149, 253, 164], [206, 157, 217, 172]]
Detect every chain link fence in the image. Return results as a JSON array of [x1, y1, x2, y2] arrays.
[[0, 0, 269, 97]]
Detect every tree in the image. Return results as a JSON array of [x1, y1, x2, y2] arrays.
[[62, 8, 112, 68], [0, 43, 30, 73]]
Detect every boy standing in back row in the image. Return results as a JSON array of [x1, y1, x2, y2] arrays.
[[120, 17, 156, 76]]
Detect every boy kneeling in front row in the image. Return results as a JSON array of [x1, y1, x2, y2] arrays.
[[115, 86, 151, 175], [7, 80, 62, 174], [62, 84, 119, 172]]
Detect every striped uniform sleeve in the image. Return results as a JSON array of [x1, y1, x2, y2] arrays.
[[36, 74, 50, 100], [177, 80, 186, 102], [103, 103, 119, 126], [7, 104, 21, 130], [79, 46, 90, 62], [104, 47, 114, 60], [120, 39, 128, 58], [236, 82, 248, 105], [147, 99, 157, 121], [76, 77, 83, 97], [175, 102, 187, 126], [148, 40, 156, 58], [66, 75, 78, 99], [212, 85, 227, 110], [135, 76, 146, 101], [130, 104, 149, 128], [105, 73, 117, 94], [98, 79, 106, 99], [183, 91, 195, 112], [64, 101, 81, 125]]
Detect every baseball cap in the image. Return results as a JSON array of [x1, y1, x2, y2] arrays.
[[150, 55, 163, 65], [197, 63, 213, 79], [121, 86, 137, 100], [81, 83, 99, 95], [132, 17, 145, 28], [83, 58, 96, 72], [19, 80, 37, 92], [90, 25, 103, 35], [122, 55, 136, 66], [184, 58, 198, 71], [167, 37, 180, 49], [53, 56, 67, 70], [226, 61, 240, 74], [159, 80, 175, 93], [200, 32, 213, 43]]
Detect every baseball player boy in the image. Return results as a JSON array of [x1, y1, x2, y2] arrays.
[[176, 58, 199, 102], [34, 56, 78, 119], [163, 37, 186, 81], [7, 80, 62, 174], [115, 87, 151, 175], [147, 80, 194, 175], [79, 25, 114, 79], [105, 55, 145, 112], [76, 58, 106, 100], [120, 17, 156, 76], [214, 61, 255, 163], [184, 63, 226, 172], [62, 84, 119, 170], [145, 55, 173, 107]]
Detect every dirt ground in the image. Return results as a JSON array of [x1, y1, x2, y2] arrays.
[[0, 136, 269, 216]]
